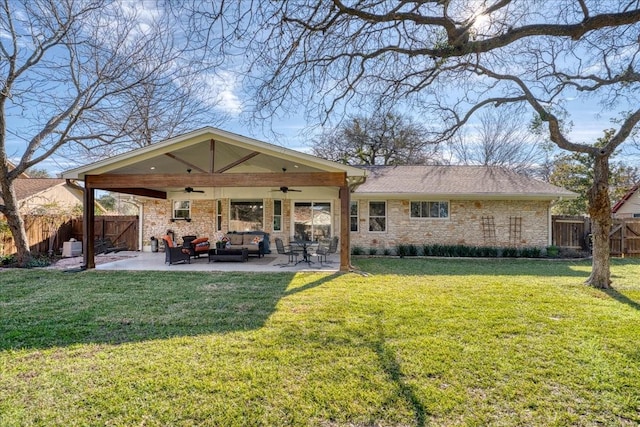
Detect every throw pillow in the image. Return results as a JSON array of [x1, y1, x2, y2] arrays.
[[162, 235, 174, 248]]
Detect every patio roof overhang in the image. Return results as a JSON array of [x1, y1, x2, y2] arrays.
[[63, 126, 366, 197], [63, 127, 367, 272]]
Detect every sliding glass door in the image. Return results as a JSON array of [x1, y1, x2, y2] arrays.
[[293, 202, 331, 241]]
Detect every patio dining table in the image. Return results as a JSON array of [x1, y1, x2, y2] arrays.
[[292, 239, 315, 266]]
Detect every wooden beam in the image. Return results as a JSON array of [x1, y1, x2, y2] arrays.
[[164, 153, 207, 173], [109, 188, 167, 199], [215, 152, 260, 173], [85, 172, 347, 189], [209, 139, 215, 173], [83, 186, 96, 269], [339, 183, 351, 271]]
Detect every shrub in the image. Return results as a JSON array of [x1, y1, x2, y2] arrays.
[[351, 246, 365, 255], [1, 254, 15, 266], [502, 247, 519, 258], [382, 248, 392, 256], [407, 244, 419, 256], [368, 247, 378, 255], [546, 245, 559, 258], [478, 246, 499, 257], [396, 244, 408, 258]]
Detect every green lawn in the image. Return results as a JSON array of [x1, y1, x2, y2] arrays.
[[1, 258, 639, 426]]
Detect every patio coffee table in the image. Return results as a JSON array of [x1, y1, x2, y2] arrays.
[[208, 247, 249, 262]]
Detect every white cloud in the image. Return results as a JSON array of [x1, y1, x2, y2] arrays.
[[200, 71, 243, 115]]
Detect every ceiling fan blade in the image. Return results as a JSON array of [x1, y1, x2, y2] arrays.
[[184, 186, 205, 193]]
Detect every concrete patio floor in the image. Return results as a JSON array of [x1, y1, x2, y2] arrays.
[[88, 251, 340, 273]]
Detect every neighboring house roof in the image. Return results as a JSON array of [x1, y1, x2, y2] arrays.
[[612, 184, 639, 213], [6, 161, 30, 178], [353, 165, 577, 200], [1, 178, 67, 204]]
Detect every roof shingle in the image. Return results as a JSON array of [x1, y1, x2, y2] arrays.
[[354, 165, 576, 199]]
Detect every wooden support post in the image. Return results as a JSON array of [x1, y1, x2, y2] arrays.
[[339, 182, 350, 272], [83, 184, 96, 269]]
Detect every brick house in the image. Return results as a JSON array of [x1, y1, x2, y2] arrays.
[[612, 184, 640, 218], [63, 127, 575, 269], [350, 166, 576, 250]]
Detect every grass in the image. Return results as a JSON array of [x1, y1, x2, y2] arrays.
[[1, 258, 640, 426]]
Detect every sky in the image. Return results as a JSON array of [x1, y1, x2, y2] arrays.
[[5, 1, 638, 176]]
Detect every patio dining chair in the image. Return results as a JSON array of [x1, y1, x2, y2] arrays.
[[274, 237, 298, 265], [309, 238, 330, 265]]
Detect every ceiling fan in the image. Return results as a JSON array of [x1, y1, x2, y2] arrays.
[[183, 169, 205, 193], [184, 186, 205, 194], [272, 186, 302, 194]]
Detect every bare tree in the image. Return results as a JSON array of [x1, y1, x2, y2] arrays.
[[195, 1, 640, 288], [0, 0, 213, 265], [449, 109, 549, 177], [312, 111, 440, 165]]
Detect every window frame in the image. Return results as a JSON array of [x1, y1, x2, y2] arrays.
[[273, 199, 283, 232], [216, 200, 223, 231], [172, 200, 191, 220], [410, 200, 450, 219], [229, 199, 265, 231], [350, 200, 359, 232], [368, 201, 386, 232]]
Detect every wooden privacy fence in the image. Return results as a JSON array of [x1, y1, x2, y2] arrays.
[[1, 215, 138, 256], [552, 215, 640, 257], [552, 215, 591, 250], [610, 218, 640, 257], [1, 215, 77, 256]]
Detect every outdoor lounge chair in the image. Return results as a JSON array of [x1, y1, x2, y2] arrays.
[[162, 235, 191, 265], [182, 235, 210, 258]]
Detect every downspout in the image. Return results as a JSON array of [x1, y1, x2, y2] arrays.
[[548, 202, 553, 246]]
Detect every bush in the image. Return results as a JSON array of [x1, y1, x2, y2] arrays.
[[351, 246, 365, 256], [368, 247, 378, 255], [382, 248, 392, 256], [478, 246, 499, 257], [502, 247, 519, 258], [396, 244, 408, 258], [1, 254, 15, 266], [546, 245, 559, 258], [407, 244, 419, 256]]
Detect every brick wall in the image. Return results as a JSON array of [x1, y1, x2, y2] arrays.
[[141, 198, 278, 248], [350, 199, 551, 251]]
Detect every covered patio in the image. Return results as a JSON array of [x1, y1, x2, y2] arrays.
[[49, 251, 340, 272], [62, 127, 366, 271]]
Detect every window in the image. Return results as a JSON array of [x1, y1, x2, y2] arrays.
[[410, 201, 449, 218], [350, 201, 359, 232], [229, 200, 263, 231], [369, 201, 386, 232], [173, 200, 191, 220], [273, 200, 282, 231], [634, 213, 640, 218], [293, 202, 331, 241], [216, 200, 222, 231]]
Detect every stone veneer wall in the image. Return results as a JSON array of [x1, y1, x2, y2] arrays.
[[141, 198, 277, 249], [350, 199, 551, 251]]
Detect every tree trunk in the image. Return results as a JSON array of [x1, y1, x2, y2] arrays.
[[586, 154, 612, 288], [1, 182, 32, 266]]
